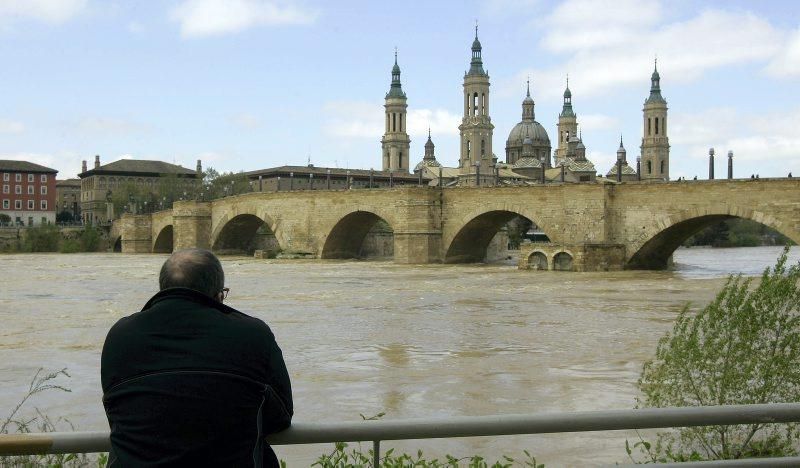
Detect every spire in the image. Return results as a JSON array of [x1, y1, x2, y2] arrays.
[[467, 22, 486, 76], [424, 128, 435, 158], [522, 79, 535, 121], [617, 134, 627, 162], [386, 48, 406, 99], [560, 74, 575, 118], [646, 56, 665, 104]]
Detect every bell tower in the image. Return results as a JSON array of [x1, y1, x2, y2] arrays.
[[381, 50, 411, 173], [458, 24, 494, 181], [640, 59, 670, 180], [555, 76, 577, 165]]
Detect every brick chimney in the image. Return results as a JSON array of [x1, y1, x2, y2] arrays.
[[82, 160, 87, 173], [196, 159, 202, 176], [94, 154, 100, 169]]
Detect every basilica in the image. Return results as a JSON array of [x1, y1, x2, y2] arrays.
[[382, 28, 671, 185]]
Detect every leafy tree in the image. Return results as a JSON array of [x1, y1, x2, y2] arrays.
[[0, 213, 10, 225], [632, 247, 800, 462], [56, 211, 74, 223], [203, 167, 251, 199]]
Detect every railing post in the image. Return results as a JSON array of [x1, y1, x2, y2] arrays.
[[373, 440, 380, 467]]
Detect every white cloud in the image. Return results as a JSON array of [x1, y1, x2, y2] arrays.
[[0, 0, 87, 24], [170, 0, 319, 38], [766, 27, 800, 78], [0, 119, 24, 134], [671, 107, 800, 173], [230, 112, 262, 129], [126, 20, 145, 34], [322, 101, 460, 140], [515, 4, 786, 101]]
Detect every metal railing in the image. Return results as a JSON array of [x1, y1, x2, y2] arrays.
[[1, 403, 799, 466]]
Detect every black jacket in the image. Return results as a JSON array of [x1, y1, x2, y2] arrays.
[[101, 288, 293, 467]]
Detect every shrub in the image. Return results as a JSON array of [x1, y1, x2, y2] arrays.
[[630, 247, 800, 462]]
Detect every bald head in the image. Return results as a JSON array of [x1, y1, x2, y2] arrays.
[[159, 249, 225, 299]]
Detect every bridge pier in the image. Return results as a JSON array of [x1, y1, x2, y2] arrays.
[[172, 201, 212, 251], [519, 243, 626, 272], [119, 214, 152, 253]]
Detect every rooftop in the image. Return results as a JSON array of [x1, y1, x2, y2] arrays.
[[79, 159, 198, 178], [0, 160, 58, 173]]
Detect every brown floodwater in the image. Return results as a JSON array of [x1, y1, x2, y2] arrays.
[[0, 246, 796, 466]]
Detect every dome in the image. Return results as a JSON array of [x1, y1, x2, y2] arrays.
[[507, 121, 550, 147], [414, 159, 441, 172], [472, 37, 481, 51], [523, 136, 533, 146], [564, 86, 572, 98]]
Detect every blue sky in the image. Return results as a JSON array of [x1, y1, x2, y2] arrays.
[[1, 0, 799, 179]]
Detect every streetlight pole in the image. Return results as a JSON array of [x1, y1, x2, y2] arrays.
[[309, 172, 314, 190], [289, 172, 294, 191], [709, 147, 715, 180]]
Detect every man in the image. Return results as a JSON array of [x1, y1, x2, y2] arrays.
[[101, 249, 292, 467]]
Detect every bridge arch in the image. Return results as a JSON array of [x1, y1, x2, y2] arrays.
[[627, 206, 800, 269], [444, 208, 554, 263], [211, 213, 281, 256], [321, 210, 395, 259], [153, 225, 173, 253], [112, 236, 122, 252]]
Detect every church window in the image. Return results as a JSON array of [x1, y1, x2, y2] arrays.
[[467, 140, 471, 159], [647, 161, 652, 174], [392, 113, 396, 132], [481, 93, 486, 115], [660, 160, 665, 173], [655, 117, 659, 135], [648, 118, 651, 135], [481, 139, 485, 156], [399, 151, 403, 168], [473, 93, 479, 116]]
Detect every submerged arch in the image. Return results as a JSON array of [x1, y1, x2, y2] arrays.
[[212, 213, 280, 256], [553, 251, 574, 271], [322, 211, 394, 259], [153, 225, 173, 253], [445, 210, 547, 263], [112, 236, 122, 252], [528, 251, 548, 270], [627, 213, 799, 270]]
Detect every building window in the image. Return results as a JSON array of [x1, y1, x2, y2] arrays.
[[27, 200, 34, 210], [481, 139, 485, 156], [15, 185, 21, 194], [15, 200, 21, 209], [2, 185, 7, 194], [655, 117, 659, 135], [28, 174, 34, 182], [392, 113, 396, 132], [15, 173, 21, 182], [648, 118, 651, 136], [41, 217, 47, 225], [647, 160, 652, 174], [660, 160, 665, 174], [40, 186, 47, 195], [2, 173, 7, 181], [41, 200, 47, 210], [2, 199, 8, 209], [28, 185, 34, 195], [40, 174, 47, 183]]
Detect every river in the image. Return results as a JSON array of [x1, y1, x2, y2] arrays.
[[0, 246, 797, 466]]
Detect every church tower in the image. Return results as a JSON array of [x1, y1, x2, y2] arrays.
[[381, 51, 411, 173], [640, 60, 670, 180], [458, 25, 494, 180], [555, 77, 577, 165]]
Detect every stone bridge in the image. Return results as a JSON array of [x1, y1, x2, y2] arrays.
[[112, 178, 800, 270]]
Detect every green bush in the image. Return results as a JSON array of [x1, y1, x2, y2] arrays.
[[59, 239, 81, 253], [22, 225, 60, 252], [630, 247, 800, 462], [79, 227, 102, 252]]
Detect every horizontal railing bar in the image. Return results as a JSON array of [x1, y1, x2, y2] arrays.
[[617, 457, 800, 467], [267, 403, 800, 445], [0, 403, 798, 456]]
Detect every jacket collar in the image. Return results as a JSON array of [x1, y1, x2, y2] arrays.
[[142, 287, 239, 315]]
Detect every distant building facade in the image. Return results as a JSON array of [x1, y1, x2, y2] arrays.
[[56, 178, 81, 220], [78, 155, 201, 224], [246, 165, 426, 191], [0, 160, 57, 226]]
